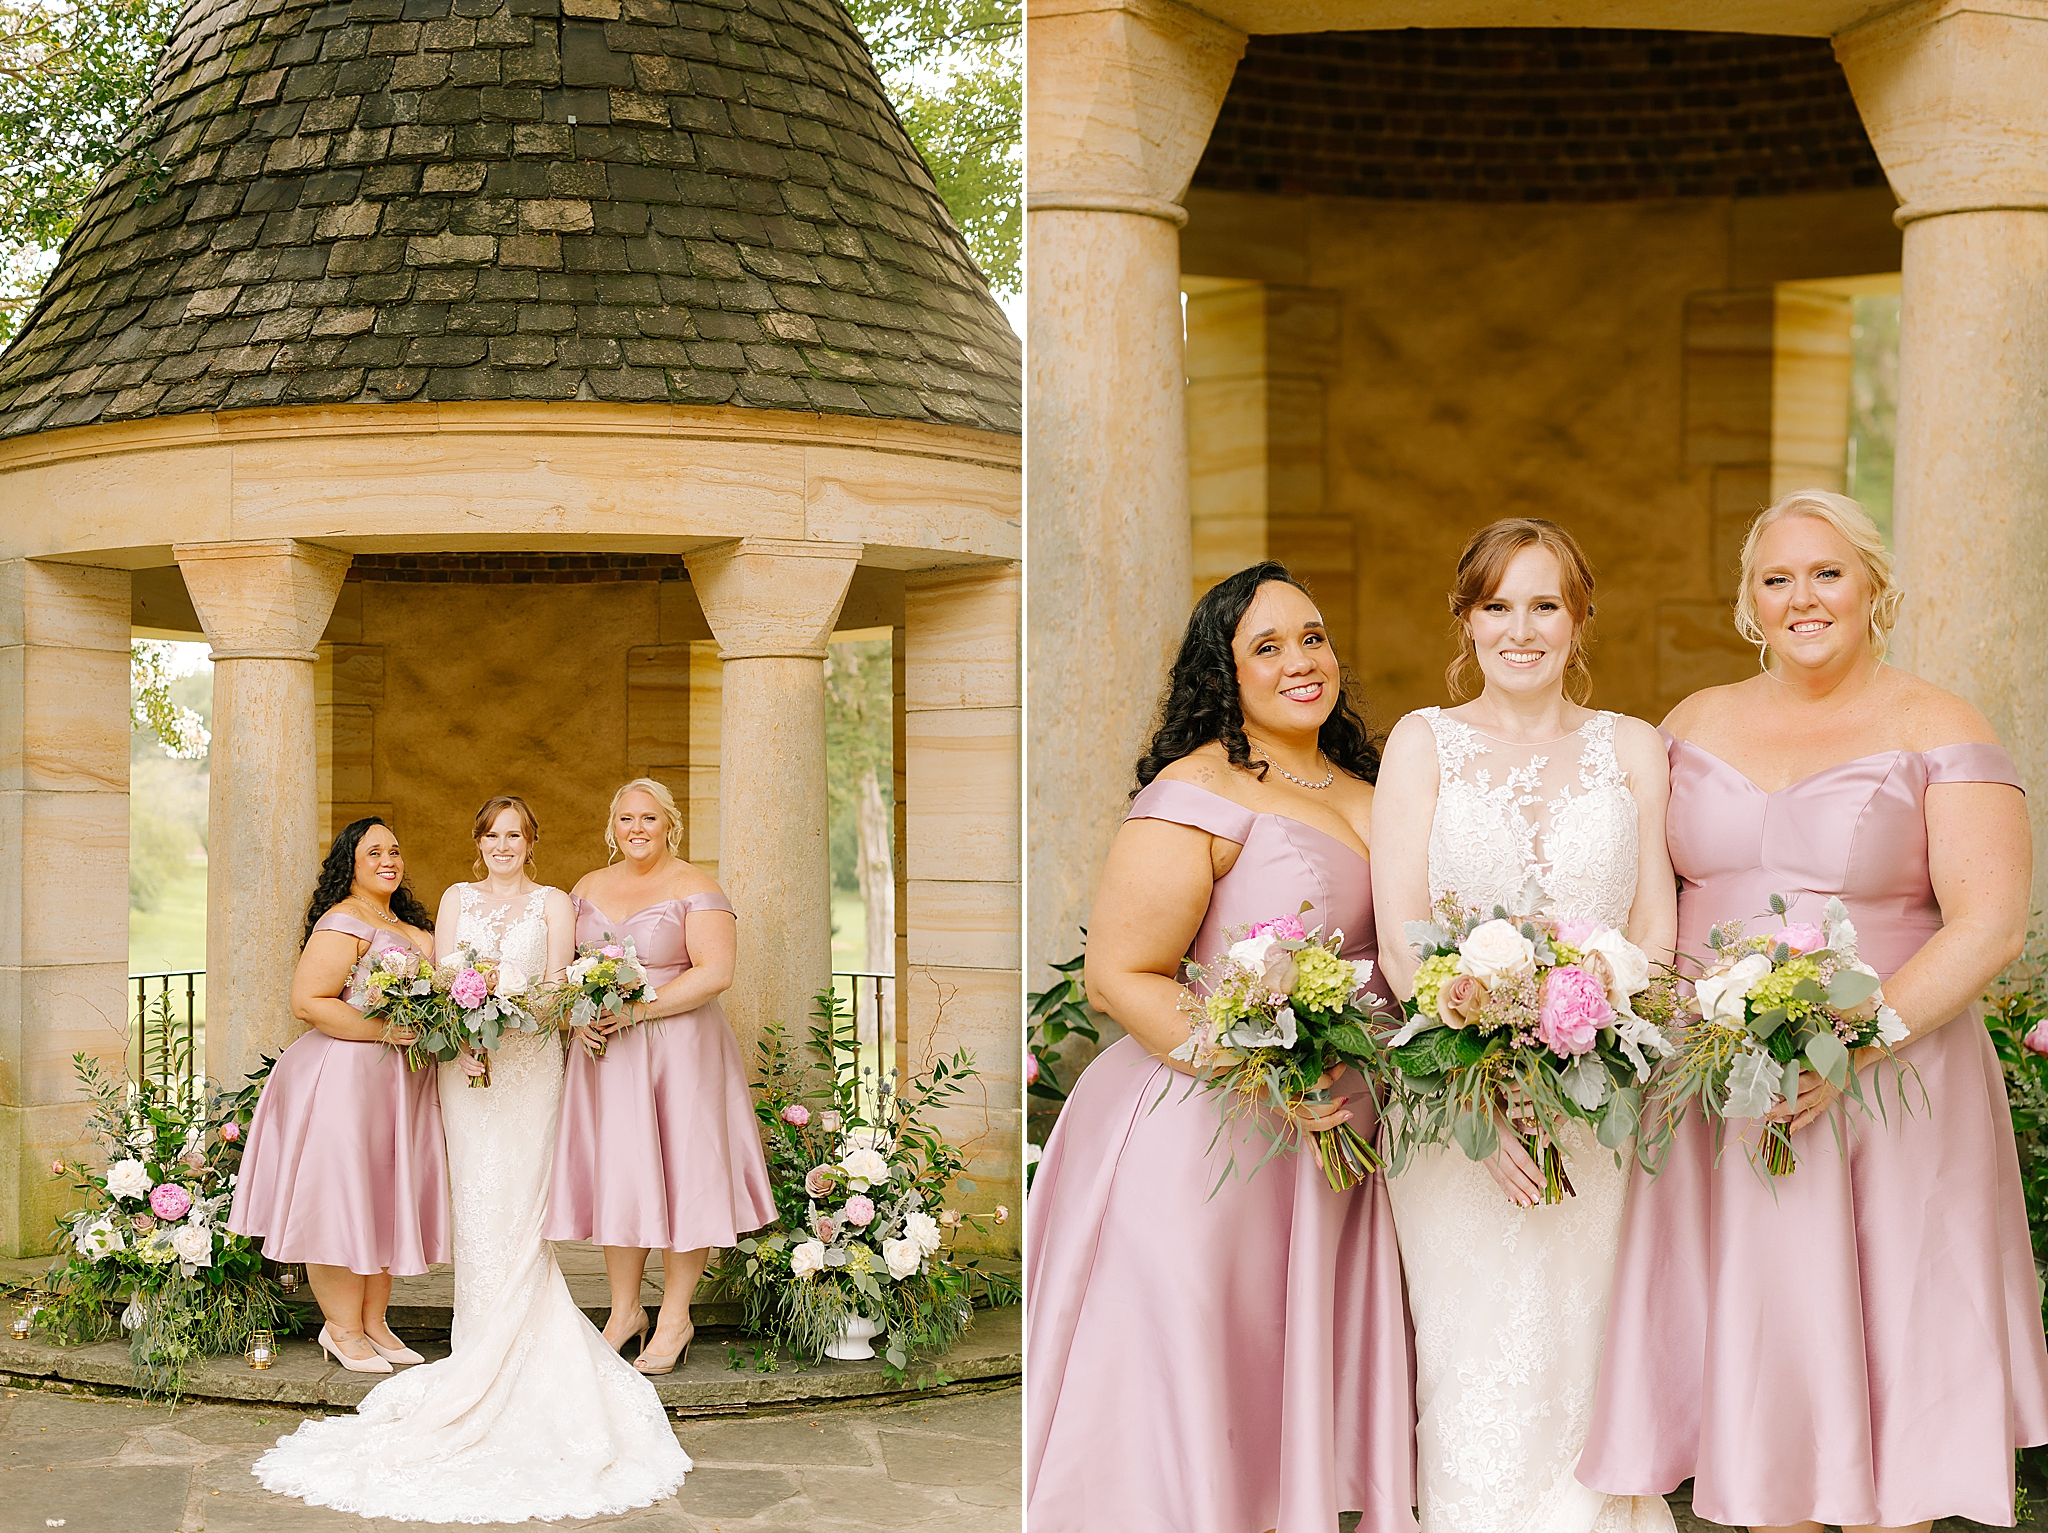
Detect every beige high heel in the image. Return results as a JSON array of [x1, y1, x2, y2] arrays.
[[633, 1324, 692, 1376], [319, 1323, 394, 1374], [366, 1328, 425, 1365], [605, 1306, 650, 1357]]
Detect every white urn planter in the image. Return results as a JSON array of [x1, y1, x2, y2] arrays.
[[824, 1315, 882, 1361]]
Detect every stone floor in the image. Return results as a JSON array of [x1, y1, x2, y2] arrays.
[[0, 1381, 1021, 1533]]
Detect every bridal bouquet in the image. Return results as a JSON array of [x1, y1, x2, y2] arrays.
[[1384, 893, 1678, 1202], [443, 948, 540, 1088], [548, 935, 659, 1058], [350, 945, 450, 1072], [1657, 894, 1908, 1175], [1169, 909, 1390, 1192]]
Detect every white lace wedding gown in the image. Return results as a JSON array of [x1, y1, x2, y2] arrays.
[[254, 885, 693, 1523], [1386, 710, 1673, 1533]]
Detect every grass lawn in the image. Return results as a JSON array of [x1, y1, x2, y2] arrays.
[[129, 862, 207, 976]]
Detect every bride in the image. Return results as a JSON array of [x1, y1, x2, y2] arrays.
[[253, 795, 693, 1523], [1370, 520, 1675, 1533]]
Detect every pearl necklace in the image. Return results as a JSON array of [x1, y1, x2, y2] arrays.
[[1271, 757, 1335, 790]]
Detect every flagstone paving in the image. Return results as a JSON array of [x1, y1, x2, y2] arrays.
[[0, 1381, 1020, 1533]]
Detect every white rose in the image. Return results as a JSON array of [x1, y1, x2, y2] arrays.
[[840, 1126, 893, 1156], [790, 1239, 826, 1279], [904, 1211, 942, 1256], [494, 962, 529, 998], [1693, 952, 1773, 1025], [75, 1215, 124, 1258], [1226, 932, 1281, 972], [838, 1147, 891, 1189], [168, 1224, 212, 1268], [566, 956, 594, 984], [1584, 929, 1650, 1002], [1458, 920, 1537, 984], [882, 1237, 923, 1280], [106, 1159, 154, 1200]]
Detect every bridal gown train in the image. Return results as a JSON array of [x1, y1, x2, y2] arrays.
[[1385, 710, 1673, 1533], [253, 885, 693, 1524]]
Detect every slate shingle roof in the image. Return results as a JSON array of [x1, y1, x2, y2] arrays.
[[0, 0, 1020, 439]]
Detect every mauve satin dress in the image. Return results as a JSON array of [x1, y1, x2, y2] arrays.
[[1579, 738, 2048, 1528], [1026, 778, 1416, 1533], [544, 892, 776, 1252], [227, 910, 450, 1276]]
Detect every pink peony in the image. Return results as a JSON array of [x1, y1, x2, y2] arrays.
[[804, 1165, 836, 1198], [1777, 923, 1826, 955], [220, 1122, 240, 1143], [1249, 914, 1308, 941], [2025, 1020, 2048, 1058], [1026, 1054, 1041, 1086], [149, 1183, 192, 1222], [449, 967, 489, 1008], [780, 1103, 811, 1127], [1537, 965, 1612, 1057], [1552, 918, 1602, 949], [600, 944, 624, 960], [843, 1194, 876, 1227]]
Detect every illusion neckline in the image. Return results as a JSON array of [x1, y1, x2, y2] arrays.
[[1433, 704, 1607, 750], [1671, 735, 1913, 797], [1158, 779, 1370, 869]]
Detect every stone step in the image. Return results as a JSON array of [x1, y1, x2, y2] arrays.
[[0, 1304, 1020, 1416]]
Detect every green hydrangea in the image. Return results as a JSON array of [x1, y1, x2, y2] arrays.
[[1412, 952, 1463, 1017], [1550, 941, 1584, 967], [1747, 957, 1823, 1017], [1292, 944, 1355, 1012]]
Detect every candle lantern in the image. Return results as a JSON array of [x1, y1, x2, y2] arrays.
[[245, 1329, 275, 1369], [9, 1303, 33, 1341], [277, 1266, 300, 1295]]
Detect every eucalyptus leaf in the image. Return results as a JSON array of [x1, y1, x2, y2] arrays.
[[1791, 978, 1828, 1006], [1451, 1109, 1499, 1163], [1781, 1058, 1804, 1108], [1805, 1030, 1850, 1088], [1748, 1007, 1788, 1040], [1828, 968, 1882, 1008]]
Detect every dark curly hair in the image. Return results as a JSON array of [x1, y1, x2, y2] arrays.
[[1135, 562, 1382, 792], [302, 816, 436, 948]]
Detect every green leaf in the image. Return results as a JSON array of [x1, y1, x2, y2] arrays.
[[1748, 1007, 1788, 1040], [1781, 1058, 1804, 1107], [1805, 1031, 1851, 1088], [1791, 978, 1828, 1006], [1828, 968, 1882, 1008], [1451, 1109, 1499, 1163]]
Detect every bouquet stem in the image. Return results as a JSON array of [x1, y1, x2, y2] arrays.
[[469, 1050, 491, 1089], [1537, 1140, 1575, 1204], [1760, 1121, 1796, 1176], [1311, 1121, 1383, 1191]]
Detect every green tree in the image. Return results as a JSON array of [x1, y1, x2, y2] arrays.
[[845, 0, 1020, 297], [825, 638, 895, 973], [0, 0, 180, 338]]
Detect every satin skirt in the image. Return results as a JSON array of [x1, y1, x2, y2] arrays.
[[1026, 1035, 1416, 1533], [1581, 1016, 2048, 1528], [227, 1029, 449, 1276], [543, 1002, 776, 1252]]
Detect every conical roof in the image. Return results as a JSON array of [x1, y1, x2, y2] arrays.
[[0, 0, 1019, 438]]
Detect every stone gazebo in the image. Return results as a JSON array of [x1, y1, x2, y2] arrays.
[[1030, 0, 2048, 992], [0, 0, 1021, 1255]]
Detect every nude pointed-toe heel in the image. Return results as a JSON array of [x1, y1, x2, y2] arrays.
[[367, 1331, 425, 1365], [319, 1324, 395, 1374]]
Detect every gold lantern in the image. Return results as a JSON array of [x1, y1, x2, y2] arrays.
[[245, 1329, 276, 1369], [9, 1302, 33, 1341], [276, 1265, 300, 1295]]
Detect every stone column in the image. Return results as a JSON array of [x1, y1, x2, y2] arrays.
[[0, 560, 131, 1256], [174, 541, 351, 1085], [1027, 0, 1245, 995], [684, 538, 859, 1056], [904, 564, 1020, 1247], [1837, 1, 2048, 907]]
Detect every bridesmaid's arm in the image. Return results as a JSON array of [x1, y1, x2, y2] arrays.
[[640, 908, 736, 1021], [1615, 716, 1676, 967], [1368, 714, 1441, 1000], [432, 886, 464, 963], [1082, 816, 1219, 1078], [290, 930, 388, 1043], [541, 887, 576, 982], [1785, 780, 2030, 1131]]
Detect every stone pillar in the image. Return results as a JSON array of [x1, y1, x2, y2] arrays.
[[0, 560, 131, 1256], [174, 541, 351, 1085], [904, 564, 1020, 1246], [1837, 0, 2048, 907], [1027, 0, 1245, 991], [685, 538, 859, 1056]]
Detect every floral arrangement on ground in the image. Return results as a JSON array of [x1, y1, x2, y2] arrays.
[[32, 999, 296, 1398], [712, 990, 1019, 1381]]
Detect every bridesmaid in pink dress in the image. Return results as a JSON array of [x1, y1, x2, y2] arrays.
[[545, 777, 776, 1374], [1027, 565, 1414, 1533], [228, 816, 449, 1374], [1580, 491, 2048, 1530]]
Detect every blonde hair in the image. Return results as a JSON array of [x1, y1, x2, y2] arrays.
[[470, 794, 540, 879], [604, 777, 684, 861], [1446, 518, 1597, 704], [1734, 489, 1900, 669]]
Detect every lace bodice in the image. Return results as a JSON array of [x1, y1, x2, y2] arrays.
[[456, 884, 550, 978], [1421, 707, 1638, 929]]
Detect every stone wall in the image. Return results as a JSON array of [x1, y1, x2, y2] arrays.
[[1180, 182, 1904, 728]]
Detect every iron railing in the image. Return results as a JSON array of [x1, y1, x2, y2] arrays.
[[130, 970, 203, 1088], [830, 969, 897, 1123]]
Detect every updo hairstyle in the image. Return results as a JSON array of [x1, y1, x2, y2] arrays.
[[603, 777, 685, 861], [1733, 489, 1901, 669], [1446, 518, 1598, 704]]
